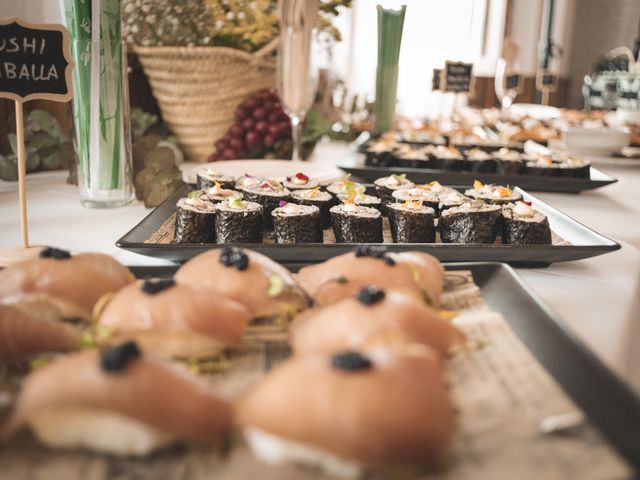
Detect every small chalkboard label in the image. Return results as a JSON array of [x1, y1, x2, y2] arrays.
[[0, 18, 73, 103], [432, 68, 442, 91], [535, 69, 558, 93], [504, 72, 523, 93], [442, 61, 474, 94]]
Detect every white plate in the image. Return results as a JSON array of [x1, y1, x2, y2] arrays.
[[510, 103, 561, 120], [181, 159, 344, 186]]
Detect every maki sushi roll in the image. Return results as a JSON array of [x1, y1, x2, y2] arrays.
[[501, 201, 552, 245], [439, 200, 502, 244], [174, 193, 216, 244], [200, 182, 243, 203], [523, 155, 561, 177], [464, 148, 497, 173], [400, 128, 446, 146], [364, 138, 398, 167], [391, 187, 440, 212], [337, 192, 383, 214], [330, 203, 383, 243], [290, 188, 335, 229], [494, 148, 524, 175], [196, 168, 235, 190], [242, 179, 291, 230], [272, 201, 323, 244], [215, 197, 264, 244], [387, 201, 436, 243], [326, 175, 366, 197], [373, 174, 415, 204], [555, 155, 591, 179], [393, 144, 432, 169], [465, 180, 522, 205], [437, 189, 472, 211], [235, 174, 263, 191], [431, 146, 466, 171], [283, 172, 319, 190]]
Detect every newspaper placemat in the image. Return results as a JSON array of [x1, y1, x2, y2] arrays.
[[144, 214, 570, 246], [0, 271, 628, 480]]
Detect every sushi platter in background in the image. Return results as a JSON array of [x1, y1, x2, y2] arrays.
[[339, 133, 617, 193], [117, 169, 620, 267]]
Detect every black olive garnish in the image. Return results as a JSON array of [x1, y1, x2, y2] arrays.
[[219, 246, 249, 271], [331, 351, 373, 372], [354, 245, 395, 266], [141, 278, 175, 294], [357, 286, 385, 305], [100, 341, 141, 373], [39, 247, 71, 260]]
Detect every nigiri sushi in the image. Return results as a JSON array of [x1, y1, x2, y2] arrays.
[[0, 247, 135, 321], [0, 304, 82, 362], [236, 346, 454, 478], [290, 287, 463, 356], [297, 247, 444, 307], [3, 342, 232, 456], [175, 247, 309, 322], [98, 278, 250, 359]]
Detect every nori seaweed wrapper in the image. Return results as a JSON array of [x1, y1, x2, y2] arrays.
[[557, 162, 590, 178], [243, 186, 290, 230], [365, 149, 397, 167], [272, 205, 323, 244], [396, 156, 433, 169], [466, 157, 498, 173], [290, 190, 335, 229], [174, 199, 216, 243], [330, 205, 383, 243], [215, 202, 264, 243], [196, 171, 236, 191], [501, 208, 552, 245], [387, 203, 436, 243], [439, 204, 501, 243], [523, 161, 563, 177], [497, 158, 524, 175]]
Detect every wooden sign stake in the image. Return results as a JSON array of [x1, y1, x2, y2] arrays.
[[0, 18, 73, 264], [15, 101, 28, 248]]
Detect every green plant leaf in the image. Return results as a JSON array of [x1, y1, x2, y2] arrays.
[[268, 275, 284, 297], [29, 109, 64, 140], [302, 110, 332, 144]]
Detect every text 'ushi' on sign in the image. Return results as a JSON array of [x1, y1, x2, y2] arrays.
[[0, 18, 72, 102]]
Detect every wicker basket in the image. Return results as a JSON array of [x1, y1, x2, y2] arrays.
[[134, 41, 277, 162]]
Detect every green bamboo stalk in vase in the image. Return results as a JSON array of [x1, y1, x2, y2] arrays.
[[374, 5, 406, 135], [98, 0, 122, 190], [63, 0, 92, 188]]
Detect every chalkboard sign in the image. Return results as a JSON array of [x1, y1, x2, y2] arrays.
[[442, 61, 474, 94], [535, 69, 558, 93], [0, 18, 73, 103], [432, 68, 442, 91], [503, 72, 523, 94]]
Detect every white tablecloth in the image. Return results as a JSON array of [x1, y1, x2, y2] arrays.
[[1, 145, 639, 394]]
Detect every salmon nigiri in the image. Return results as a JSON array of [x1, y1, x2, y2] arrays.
[[175, 247, 309, 321], [298, 247, 444, 307], [236, 346, 454, 478], [0, 247, 135, 320], [3, 342, 232, 456], [98, 278, 250, 359], [290, 286, 463, 356], [0, 304, 82, 362]]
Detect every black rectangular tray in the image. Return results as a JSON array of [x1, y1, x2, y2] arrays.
[[116, 185, 620, 267], [339, 153, 618, 194], [127, 262, 640, 473]]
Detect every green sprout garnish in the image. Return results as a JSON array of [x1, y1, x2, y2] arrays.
[[29, 357, 51, 371], [268, 275, 284, 297], [392, 174, 407, 182], [81, 333, 96, 348], [187, 190, 203, 199], [229, 197, 245, 209]]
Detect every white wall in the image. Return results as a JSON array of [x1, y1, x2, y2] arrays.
[[0, 0, 62, 24]]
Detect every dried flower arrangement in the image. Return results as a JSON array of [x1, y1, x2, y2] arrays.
[[123, 0, 351, 51]]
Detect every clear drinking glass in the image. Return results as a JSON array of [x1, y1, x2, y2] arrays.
[[277, 0, 319, 162], [71, 38, 134, 208]]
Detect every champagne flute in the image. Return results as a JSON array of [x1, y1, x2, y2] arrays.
[[278, 0, 319, 161]]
